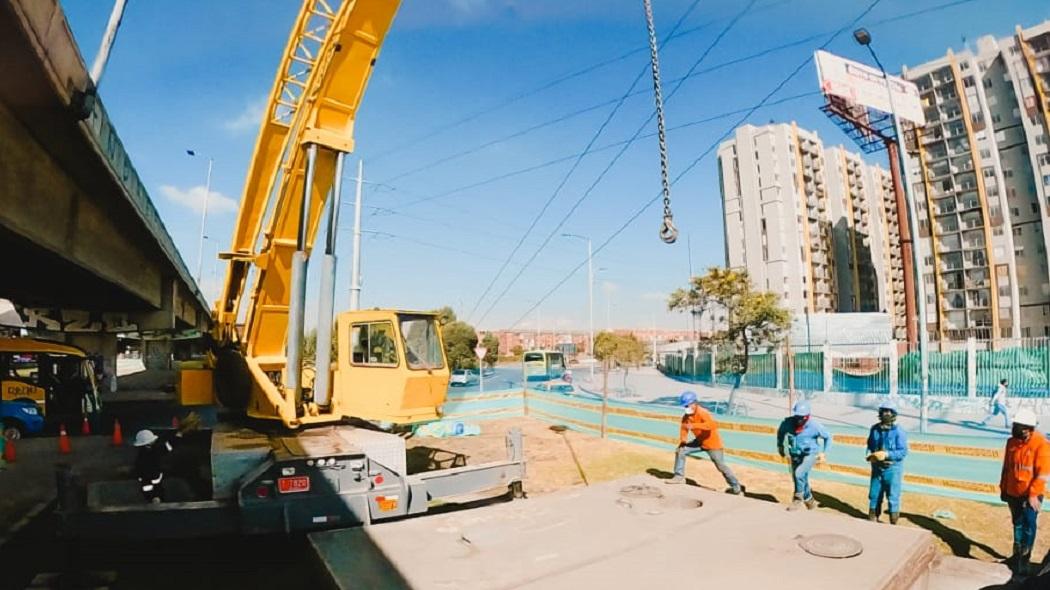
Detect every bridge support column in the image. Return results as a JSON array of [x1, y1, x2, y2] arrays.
[[143, 338, 173, 371], [66, 332, 118, 392]]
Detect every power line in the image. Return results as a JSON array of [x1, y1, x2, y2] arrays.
[[367, 0, 794, 163], [472, 0, 761, 325], [463, 0, 706, 323], [501, 0, 888, 331], [376, 0, 978, 187]]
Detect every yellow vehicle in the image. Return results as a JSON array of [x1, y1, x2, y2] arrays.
[[0, 337, 101, 432], [65, 0, 521, 539], [207, 0, 450, 430]]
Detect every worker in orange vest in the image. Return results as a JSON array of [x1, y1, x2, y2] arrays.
[[665, 391, 743, 494], [1000, 409, 1050, 576]]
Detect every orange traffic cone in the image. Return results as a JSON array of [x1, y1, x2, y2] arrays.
[[112, 418, 123, 446], [58, 423, 72, 454], [3, 437, 15, 463], [81, 416, 91, 435]]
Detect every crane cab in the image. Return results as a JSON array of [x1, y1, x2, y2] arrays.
[[328, 310, 449, 426]]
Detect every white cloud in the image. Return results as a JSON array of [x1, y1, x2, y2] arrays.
[[159, 184, 237, 215], [223, 96, 266, 133]]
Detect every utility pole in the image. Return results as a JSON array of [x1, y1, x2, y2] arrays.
[[90, 0, 128, 86], [349, 159, 364, 310]]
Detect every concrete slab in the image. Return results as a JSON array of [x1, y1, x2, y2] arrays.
[[310, 475, 938, 590]]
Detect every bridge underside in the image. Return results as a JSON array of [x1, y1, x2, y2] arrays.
[[0, 0, 208, 333]]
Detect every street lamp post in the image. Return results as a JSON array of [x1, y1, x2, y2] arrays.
[[854, 28, 929, 433], [562, 233, 594, 380], [186, 150, 213, 286]]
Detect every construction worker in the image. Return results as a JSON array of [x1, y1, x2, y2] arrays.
[[866, 400, 908, 524], [777, 400, 831, 511], [666, 391, 744, 495], [1000, 409, 1050, 576], [981, 378, 1011, 428], [133, 429, 172, 504]]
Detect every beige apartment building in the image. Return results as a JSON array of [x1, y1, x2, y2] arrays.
[[720, 21, 1050, 342], [718, 123, 907, 336], [902, 22, 1050, 340]]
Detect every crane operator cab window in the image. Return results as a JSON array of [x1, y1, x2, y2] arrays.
[[400, 315, 445, 370], [352, 322, 398, 366]]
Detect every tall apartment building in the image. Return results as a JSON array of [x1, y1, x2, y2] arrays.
[[718, 123, 907, 334], [903, 22, 1050, 340]]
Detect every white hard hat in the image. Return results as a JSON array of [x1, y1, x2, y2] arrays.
[[1014, 409, 1039, 428], [133, 429, 159, 447]]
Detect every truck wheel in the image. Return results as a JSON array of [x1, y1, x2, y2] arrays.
[[3, 420, 24, 441], [510, 480, 526, 499]]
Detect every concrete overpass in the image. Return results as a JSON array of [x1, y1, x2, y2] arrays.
[[0, 0, 212, 374]]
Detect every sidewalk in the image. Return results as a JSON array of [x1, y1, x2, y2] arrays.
[[577, 367, 1011, 438]]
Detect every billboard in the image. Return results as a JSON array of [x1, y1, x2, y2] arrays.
[[815, 50, 926, 126]]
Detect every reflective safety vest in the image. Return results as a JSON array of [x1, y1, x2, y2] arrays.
[[1001, 431, 1050, 499]]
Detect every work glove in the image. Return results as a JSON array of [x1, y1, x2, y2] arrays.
[[869, 450, 888, 462], [1030, 496, 1043, 512]]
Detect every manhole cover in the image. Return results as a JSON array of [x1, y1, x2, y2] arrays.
[[798, 534, 864, 559]]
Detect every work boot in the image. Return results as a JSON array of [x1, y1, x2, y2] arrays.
[[1004, 543, 1021, 570], [787, 498, 805, 512], [804, 497, 818, 510], [867, 509, 878, 522], [1017, 546, 1033, 576], [665, 476, 685, 485], [889, 512, 899, 525], [725, 485, 745, 495]]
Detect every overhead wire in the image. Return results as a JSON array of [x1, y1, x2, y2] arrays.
[[379, 0, 979, 197], [472, 0, 760, 325], [462, 0, 706, 323], [500, 0, 889, 331], [368, 0, 794, 164]]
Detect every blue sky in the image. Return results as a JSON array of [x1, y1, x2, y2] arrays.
[[61, 0, 1049, 333]]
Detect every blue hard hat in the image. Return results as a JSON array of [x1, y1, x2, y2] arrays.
[[878, 399, 898, 413], [679, 391, 698, 407], [792, 400, 811, 417]]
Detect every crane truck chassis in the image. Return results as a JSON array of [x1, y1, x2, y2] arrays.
[[57, 425, 524, 539]]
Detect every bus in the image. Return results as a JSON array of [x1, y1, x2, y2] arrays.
[[522, 350, 566, 383]]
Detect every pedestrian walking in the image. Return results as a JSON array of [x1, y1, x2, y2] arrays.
[[999, 409, 1049, 576], [777, 400, 831, 511], [666, 391, 744, 495], [866, 400, 908, 524], [981, 379, 1011, 428]]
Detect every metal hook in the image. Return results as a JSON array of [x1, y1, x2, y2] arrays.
[[659, 215, 678, 244]]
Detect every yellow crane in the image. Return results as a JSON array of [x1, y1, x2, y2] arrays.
[[210, 0, 448, 429], [64, 0, 523, 538]]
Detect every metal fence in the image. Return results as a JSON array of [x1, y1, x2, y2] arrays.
[[661, 338, 1050, 397]]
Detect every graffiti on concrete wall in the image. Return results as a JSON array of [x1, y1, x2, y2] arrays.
[[15, 307, 138, 333]]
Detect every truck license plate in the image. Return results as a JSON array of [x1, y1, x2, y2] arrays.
[[278, 476, 310, 494]]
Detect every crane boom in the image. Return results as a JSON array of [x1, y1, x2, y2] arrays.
[[213, 0, 402, 426]]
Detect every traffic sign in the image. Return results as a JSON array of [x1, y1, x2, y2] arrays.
[[474, 346, 487, 359]]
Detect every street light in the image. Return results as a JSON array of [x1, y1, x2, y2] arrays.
[[853, 28, 930, 433], [562, 233, 594, 380], [186, 150, 214, 287]]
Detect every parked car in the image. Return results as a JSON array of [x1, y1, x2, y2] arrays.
[[1, 399, 44, 440], [450, 369, 478, 387]]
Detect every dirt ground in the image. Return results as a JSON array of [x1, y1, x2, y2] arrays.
[[406, 417, 1044, 566]]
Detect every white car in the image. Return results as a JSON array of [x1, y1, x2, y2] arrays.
[[450, 369, 477, 387]]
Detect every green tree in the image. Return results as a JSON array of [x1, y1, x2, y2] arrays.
[[481, 333, 499, 369], [510, 344, 524, 358], [433, 306, 457, 326], [441, 320, 479, 370], [669, 267, 790, 375], [613, 332, 646, 392]]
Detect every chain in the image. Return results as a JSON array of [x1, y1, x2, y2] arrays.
[[644, 0, 678, 244]]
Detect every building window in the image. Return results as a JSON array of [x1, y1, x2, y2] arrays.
[[1014, 226, 1023, 236], [980, 148, 992, 159], [983, 77, 993, 88], [1004, 169, 1015, 178], [963, 76, 975, 87], [1039, 154, 1050, 167], [984, 167, 996, 177], [1034, 203, 1041, 214], [1044, 174, 1050, 186], [992, 113, 1002, 124], [1012, 207, 1021, 217]]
